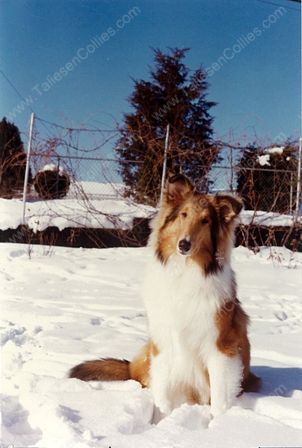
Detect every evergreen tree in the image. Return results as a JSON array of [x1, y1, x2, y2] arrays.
[[237, 144, 298, 213], [115, 48, 219, 205], [0, 117, 32, 198]]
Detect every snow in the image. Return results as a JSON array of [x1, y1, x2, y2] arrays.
[[257, 154, 270, 166], [239, 210, 301, 227], [266, 146, 285, 155], [0, 189, 300, 232], [41, 164, 65, 176], [257, 147, 286, 165], [0, 196, 154, 232], [1, 243, 302, 447], [0, 181, 154, 232]]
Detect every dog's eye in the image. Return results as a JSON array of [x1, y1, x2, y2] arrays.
[[201, 217, 209, 224], [180, 212, 187, 218]]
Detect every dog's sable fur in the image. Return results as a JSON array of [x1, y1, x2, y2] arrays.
[[69, 174, 261, 416]]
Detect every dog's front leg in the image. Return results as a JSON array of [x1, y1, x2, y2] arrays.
[[208, 350, 243, 417], [150, 352, 172, 416]]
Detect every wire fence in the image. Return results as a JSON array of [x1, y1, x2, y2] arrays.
[[25, 153, 299, 208], [1, 113, 301, 249]]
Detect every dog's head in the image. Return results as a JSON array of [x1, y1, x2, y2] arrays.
[[154, 174, 242, 274]]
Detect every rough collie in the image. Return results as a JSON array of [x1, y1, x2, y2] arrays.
[[69, 174, 261, 417]]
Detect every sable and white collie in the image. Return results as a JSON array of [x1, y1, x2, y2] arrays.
[[69, 174, 261, 417]]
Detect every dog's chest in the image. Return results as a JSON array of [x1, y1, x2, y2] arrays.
[[143, 255, 231, 354]]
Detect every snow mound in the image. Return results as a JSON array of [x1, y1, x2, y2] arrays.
[[41, 163, 65, 175], [266, 146, 284, 155], [257, 154, 270, 166]]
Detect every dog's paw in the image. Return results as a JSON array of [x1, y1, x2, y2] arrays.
[[210, 402, 228, 417], [156, 399, 171, 416]]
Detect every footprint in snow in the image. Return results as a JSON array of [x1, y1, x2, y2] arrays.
[[0, 395, 42, 445], [0, 271, 14, 281], [0, 326, 27, 346], [274, 311, 287, 321], [59, 405, 81, 423], [90, 318, 103, 326], [9, 249, 28, 258]]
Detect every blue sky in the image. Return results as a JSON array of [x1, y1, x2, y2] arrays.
[[0, 0, 300, 158]]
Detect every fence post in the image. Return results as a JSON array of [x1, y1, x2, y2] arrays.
[[290, 171, 293, 214], [159, 124, 170, 203], [56, 155, 60, 198], [230, 145, 234, 192], [295, 136, 302, 220], [22, 112, 35, 225]]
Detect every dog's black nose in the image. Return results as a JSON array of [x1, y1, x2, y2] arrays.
[[178, 239, 191, 255]]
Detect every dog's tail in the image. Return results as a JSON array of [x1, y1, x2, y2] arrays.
[[242, 371, 262, 392], [69, 358, 131, 381], [69, 343, 154, 385]]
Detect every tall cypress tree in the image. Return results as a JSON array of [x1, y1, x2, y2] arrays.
[[115, 48, 219, 205], [0, 117, 32, 198]]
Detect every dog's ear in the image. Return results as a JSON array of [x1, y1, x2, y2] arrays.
[[215, 195, 243, 223], [166, 174, 193, 204]]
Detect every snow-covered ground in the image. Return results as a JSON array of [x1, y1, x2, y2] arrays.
[[1, 243, 302, 447], [0, 182, 154, 232], [0, 195, 300, 232], [0, 180, 300, 232], [0, 196, 154, 232]]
